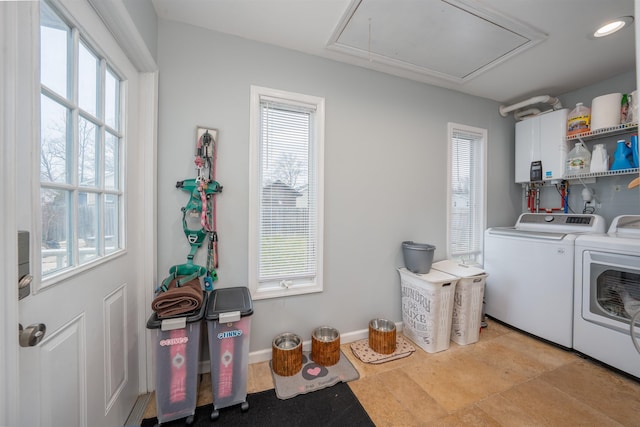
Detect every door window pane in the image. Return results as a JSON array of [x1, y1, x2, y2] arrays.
[[78, 42, 98, 116], [78, 117, 97, 187], [79, 192, 98, 263], [41, 188, 70, 274], [104, 131, 118, 190], [105, 68, 119, 129], [40, 1, 70, 99], [104, 194, 119, 254], [40, 95, 69, 184]]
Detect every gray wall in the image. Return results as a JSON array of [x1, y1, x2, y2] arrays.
[[156, 20, 519, 353], [122, 0, 158, 62], [534, 71, 640, 223]]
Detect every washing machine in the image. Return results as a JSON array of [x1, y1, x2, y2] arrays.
[[574, 215, 640, 379], [484, 213, 605, 348]]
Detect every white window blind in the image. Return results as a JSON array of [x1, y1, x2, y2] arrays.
[[447, 123, 486, 265], [259, 99, 317, 280], [249, 86, 324, 299]]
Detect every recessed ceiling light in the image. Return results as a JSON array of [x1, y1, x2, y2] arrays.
[[593, 16, 633, 38]]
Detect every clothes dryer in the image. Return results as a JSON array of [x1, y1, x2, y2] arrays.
[[574, 215, 640, 379]]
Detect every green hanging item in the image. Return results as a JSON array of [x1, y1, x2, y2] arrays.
[[154, 128, 222, 298], [176, 178, 222, 249], [155, 263, 207, 295]]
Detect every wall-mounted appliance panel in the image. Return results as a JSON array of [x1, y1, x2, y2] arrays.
[[515, 109, 569, 183]]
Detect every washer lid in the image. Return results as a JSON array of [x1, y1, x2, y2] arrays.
[[487, 227, 568, 240], [608, 215, 640, 236], [575, 232, 640, 252]]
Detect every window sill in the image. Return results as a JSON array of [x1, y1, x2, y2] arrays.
[[250, 282, 323, 300]]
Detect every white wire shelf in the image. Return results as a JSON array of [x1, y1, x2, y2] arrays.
[[565, 123, 638, 142], [563, 167, 639, 180], [563, 123, 639, 180]]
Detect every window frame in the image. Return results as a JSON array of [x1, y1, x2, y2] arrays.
[[446, 123, 487, 266], [248, 85, 325, 300], [38, 0, 125, 287]]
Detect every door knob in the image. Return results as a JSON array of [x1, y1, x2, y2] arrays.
[[18, 323, 46, 347]]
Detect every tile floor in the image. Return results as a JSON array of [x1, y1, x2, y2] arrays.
[[143, 319, 640, 426]]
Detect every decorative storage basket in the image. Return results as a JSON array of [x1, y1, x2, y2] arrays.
[[398, 268, 458, 353], [432, 260, 487, 345]]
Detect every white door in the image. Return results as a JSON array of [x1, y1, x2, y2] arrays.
[[5, 1, 152, 426]]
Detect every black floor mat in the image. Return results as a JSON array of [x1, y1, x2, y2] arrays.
[[141, 381, 375, 427]]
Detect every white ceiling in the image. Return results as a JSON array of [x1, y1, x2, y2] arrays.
[[151, 0, 636, 104]]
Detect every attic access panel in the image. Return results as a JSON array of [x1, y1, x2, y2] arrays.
[[328, 0, 546, 82]]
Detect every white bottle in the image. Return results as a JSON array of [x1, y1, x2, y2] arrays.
[[590, 144, 608, 173]]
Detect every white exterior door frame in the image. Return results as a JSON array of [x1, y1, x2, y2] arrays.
[[0, 2, 25, 425]]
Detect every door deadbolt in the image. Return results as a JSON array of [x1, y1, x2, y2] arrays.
[[19, 274, 33, 289], [18, 231, 31, 300], [18, 323, 46, 347]]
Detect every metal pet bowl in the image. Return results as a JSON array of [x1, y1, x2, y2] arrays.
[[312, 326, 340, 343], [272, 332, 301, 350], [369, 318, 396, 332]]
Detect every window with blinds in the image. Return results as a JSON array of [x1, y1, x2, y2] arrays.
[[249, 86, 325, 299], [447, 123, 487, 265]]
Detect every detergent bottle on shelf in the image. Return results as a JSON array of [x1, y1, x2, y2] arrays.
[[567, 103, 591, 136], [611, 140, 634, 170], [566, 142, 591, 175]]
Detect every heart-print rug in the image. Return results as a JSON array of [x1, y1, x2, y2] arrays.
[[270, 350, 359, 400]]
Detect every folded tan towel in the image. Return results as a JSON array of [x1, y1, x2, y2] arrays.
[[151, 277, 203, 318]]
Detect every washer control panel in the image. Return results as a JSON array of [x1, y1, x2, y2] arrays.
[[516, 213, 606, 233]]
